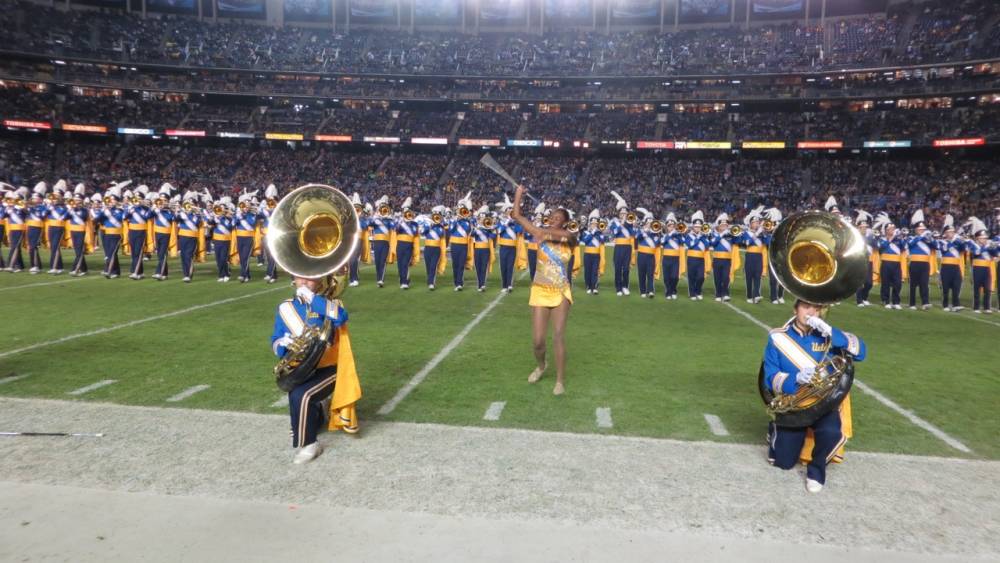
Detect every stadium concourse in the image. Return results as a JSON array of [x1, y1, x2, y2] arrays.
[[1, 0, 1000, 560]]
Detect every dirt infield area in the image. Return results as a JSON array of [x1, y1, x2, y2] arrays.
[[0, 398, 997, 563]]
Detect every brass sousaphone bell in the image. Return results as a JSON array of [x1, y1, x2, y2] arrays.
[[266, 183, 360, 392], [758, 210, 869, 427]]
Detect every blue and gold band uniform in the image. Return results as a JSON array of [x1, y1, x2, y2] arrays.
[[635, 227, 659, 297], [472, 220, 495, 291], [4, 205, 27, 271], [965, 239, 995, 312], [760, 231, 786, 304], [937, 236, 965, 310], [608, 218, 636, 294], [735, 229, 766, 303], [209, 212, 235, 280], [369, 216, 395, 287], [421, 221, 448, 288], [259, 206, 278, 282], [45, 202, 69, 273], [684, 231, 711, 299], [580, 227, 605, 293], [93, 205, 125, 277], [125, 203, 153, 278], [906, 232, 936, 308], [877, 234, 905, 306], [497, 217, 522, 291], [26, 203, 46, 272], [448, 217, 473, 289], [393, 217, 421, 288], [152, 207, 176, 279], [659, 229, 684, 299], [270, 294, 360, 450], [854, 229, 876, 305], [763, 318, 867, 486], [708, 230, 740, 301], [350, 215, 370, 285], [67, 204, 91, 275], [234, 209, 259, 282], [176, 209, 204, 281]]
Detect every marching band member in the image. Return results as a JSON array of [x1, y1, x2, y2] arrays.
[[873, 212, 904, 309], [207, 196, 235, 282], [151, 185, 177, 281], [235, 191, 261, 283], [26, 182, 47, 274], [763, 299, 866, 493], [67, 184, 93, 277], [261, 184, 280, 283], [635, 208, 659, 299], [448, 192, 474, 291], [510, 184, 576, 396], [936, 215, 965, 312], [659, 213, 684, 300], [3, 187, 28, 272], [421, 206, 448, 290], [392, 197, 421, 290], [708, 213, 740, 302], [270, 274, 361, 464], [125, 185, 153, 280], [93, 182, 127, 279], [472, 205, 496, 292], [495, 195, 521, 293], [581, 210, 605, 295], [825, 196, 843, 218], [735, 207, 766, 304], [347, 193, 368, 287], [177, 191, 205, 283], [0, 187, 9, 271], [608, 191, 635, 296], [45, 180, 68, 275], [762, 208, 785, 305], [905, 210, 936, 310], [853, 211, 875, 307], [369, 196, 394, 288], [964, 218, 995, 314], [684, 211, 711, 300]]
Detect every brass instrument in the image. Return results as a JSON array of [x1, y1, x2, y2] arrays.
[[649, 220, 663, 234], [597, 218, 608, 231], [565, 220, 579, 234], [267, 199, 278, 210], [625, 212, 637, 225], [104, 196, 115, 206], [482, 215, 497, 229], [403, 209, 416, 221], [729, 225, 743, 237], [378, 203, 392, 218], [266, 184, 360, 392], [758, 211, 868, 428], [676, 222, 688, 235], [763, 219, 775, 232], [131, 196, 142, 205], [213, 204, 224, 215], [238, 201, 248, 213], [182, 201, 194, 213], [457, 205, 471, 219], [431, 212, 444, 225], [699, 223, 711, 235]]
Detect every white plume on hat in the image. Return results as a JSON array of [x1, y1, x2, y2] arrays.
[[610, 190, 628, 211], [872, 212, 893, 233], [135, 184, 150, 196], [765, 208, 783, 222], [432, 205, 447, 214], [665, 211, 677, 224], [825, 196, 839, 212], [964, 216, 988, 236], [90, 193, 102, 203], [636, 207, 653, 222], [744, 205, 765, 225], [910, 209, 925, 226], [375, 195, 389, 207], [942, 214, 955, 231], [588, 209, 601, 220], [350, 192, 362, 206], [854, 209, 872, 225], [691, 210, 705, 224], [495, 193, 513, 211], [73, 183, 87, 196], [53, 179, 67, 192], [182, 190, 199, 202], [17, 186, 30, 198], [265, 184, 279, 199], [533, 202, 546, 216], [364, 203, 373, 214], [475, 205, 489, 216], [714, 213, 730, 226], [32, 182, 47, 196], [458, 191, 473, 209], [402, 197, 413, 210], [159, 183, 175, 195]]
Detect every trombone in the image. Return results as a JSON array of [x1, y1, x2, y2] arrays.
[[564, 220, 579, 234], [649, 220, 664, 234], [597, 218, 608, 231], [378, 203, 392, 218], [457, 205, 471, 219], [729, 225, 743, 237], [431, 211, 444, 225], [625, 211, 637, 225]]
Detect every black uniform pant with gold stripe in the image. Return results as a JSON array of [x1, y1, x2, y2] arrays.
[[288, 366, 337, 448]]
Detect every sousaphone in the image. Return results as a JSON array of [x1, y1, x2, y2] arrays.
[[266, 183, 360, 392], [758, 211, 868, 427]]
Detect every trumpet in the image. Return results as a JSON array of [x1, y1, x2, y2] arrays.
[[403, 209, 416, 221], [625, 212, 637, 225], [649, 220, 663, 234], [565, 220, 579, 234], [676, 222, 689, 235], [182, 201, 195, 213], [131, 196, 142, 205], [378, 204, 391, 218], [763, 219, 776, 232], [431, 212, 444, 225], [597, 218, 608, 231], [213, 204, 224, 215], [103, 196, 115, 206], [729, 225, 743, 237], [482, 215, 497, 229], [267, 199, 278, 210], [457, 205, 471, 219]]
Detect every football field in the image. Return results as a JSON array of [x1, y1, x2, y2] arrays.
[[1, 250, 998, 461]]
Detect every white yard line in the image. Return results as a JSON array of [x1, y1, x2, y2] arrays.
[[703, 413, 730, 436], [0, 276, 101, 292], [723, 301, 973, 454], [482, 401, 506, 421], [166, 385, 211, 403], [0, 287, 284, 360], [0, 374, 31, 385], [595, 407, 613, 429], [377, 276, 521, 416], [67, 380, 117, 396]]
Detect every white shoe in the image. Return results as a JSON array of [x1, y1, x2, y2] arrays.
[[952, 306, 964, 312], [857, 303, 865, 308], [714, 297, 722, 302], [723, 296, 731, 302], [974, 310, 982, 314], [593, 290, 598, 295], [863, 300, 870, 306], [670, 295, 676, 300], [47, 268, 56, 274], [183, 276, 191, 283], [778, 298, 785, 304], [217, 277, 225, 282], [772, 300, 779, 305], [293, 442, 324, 465], [909, 306, 917, 310], [754, 297, 761, 303], [454, 286, 462, 292], [109, 274, 118, 279], [806, 478, 823, 494], [617, 291, 623, 297], [622, 288, 630, 296], [152, 274, 161, 280], [477, 287, 485, 292], [377, 281, 384, 288], [428, 284, 435, 290], [922, 304, 931, 310], [136, 275, 143, 280], [267, 278, 275, 284], [884, 304, 892, 309], [690, 296, 697, 301], [747, 299, 753, 303], [696, 296, 703, 301], [349, 281, 359, 287], [985, 310, 993, 315], [401, 284, 409, 289], [29, 267, 39, 274], [943, 306, 952, 312], [586, 289, 593, 295], [893, 304, 901, 310]]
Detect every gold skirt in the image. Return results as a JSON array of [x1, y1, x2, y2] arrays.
[[528, 283, 573, 308]]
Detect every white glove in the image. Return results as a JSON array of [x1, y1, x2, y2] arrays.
[[805, 315, 832, 337], [795, 365, 817, 385], [275, 334, 294, 348], [295, 286, 315, 304]]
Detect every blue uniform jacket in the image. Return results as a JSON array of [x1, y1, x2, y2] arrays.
[[763, 318, 866, 395]]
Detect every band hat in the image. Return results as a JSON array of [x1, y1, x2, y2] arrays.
[[533, 202, 546, 215], [53, 179, 67, 192], [159, 183, 175, 196], [854, 209, 872, 226], [942, 214, 955, 232], [495, 193, 513, 211], [401, 197, 413, 210], [765, 207, 783, 222], [714, 212, 730, 226], [265, 184, 279, 199], [636, 207, 653, 222], [588, 209, 601, 221], [91, 192, 103, 203], [691, 210, 705, 225], [910, 209, 927, 229], [664, 211, 677, 224], [824, 196, 840, 213], [610, 190, 628, 211], [32, 181, 47, 197]]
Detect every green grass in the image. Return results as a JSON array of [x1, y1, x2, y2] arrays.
[[1, 250, 998, 460]]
